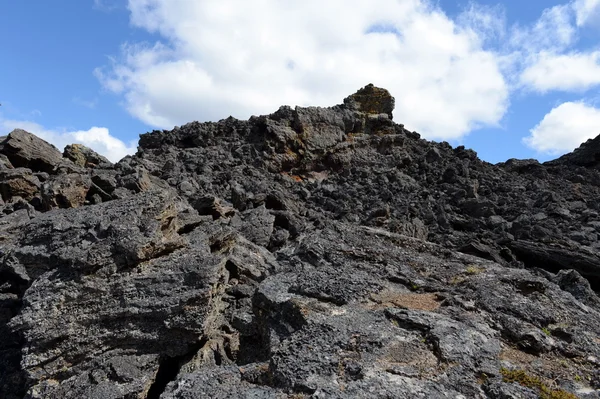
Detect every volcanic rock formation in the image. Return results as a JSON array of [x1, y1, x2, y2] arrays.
[[1, 85, 599, 398]]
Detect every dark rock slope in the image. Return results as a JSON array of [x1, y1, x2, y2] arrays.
[[1, 85, 599, 398]]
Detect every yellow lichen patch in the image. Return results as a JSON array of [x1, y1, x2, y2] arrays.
[[369, 289, 441, 312], [465, 265, 485, 275], [349, 85, 393, 115]]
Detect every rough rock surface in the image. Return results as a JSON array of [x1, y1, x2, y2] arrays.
[[63, 144, 112, 168], [1, 129, 63, 173], [1, 85, 599, 398]]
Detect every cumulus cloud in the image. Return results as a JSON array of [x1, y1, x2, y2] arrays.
[[520, 51, 600, 92], [514, 2, 600, 94], [573, 0, 600, 26], [95, 0, 509, 140], [0, 119, 136, 163], [523, 102, 600, 154]]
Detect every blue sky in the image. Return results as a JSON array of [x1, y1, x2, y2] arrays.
[[1, 0, 600, 163]]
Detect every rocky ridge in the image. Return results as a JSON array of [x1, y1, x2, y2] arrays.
[[0, 85, 599, 398]]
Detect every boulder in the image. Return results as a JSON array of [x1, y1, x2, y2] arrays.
[[0, 168, 41, 203], [63, 144, 112, 168], [0, 129, 62, 173]]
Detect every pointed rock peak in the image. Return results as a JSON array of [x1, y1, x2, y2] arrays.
[[343, 84, 395, 119]]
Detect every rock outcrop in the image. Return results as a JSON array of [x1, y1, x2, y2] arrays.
[[1, 85, 599, 398]]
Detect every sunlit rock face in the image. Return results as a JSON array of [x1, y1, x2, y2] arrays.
[[1, 85, 599, 398]]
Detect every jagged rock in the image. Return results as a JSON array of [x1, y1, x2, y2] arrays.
[[0, 154, 14, 169], [91, 169, 118, 194], [0, 129, 62, 173], [63, 144, 112, 168], [230, 206, 275, 247], [0, 168, 41, 203], [344, 83, 395, 119], [40, 173, 91, 209], [1, 86, 600, 398], [509, 240, 600, 287], [550, 134, 600, 167]]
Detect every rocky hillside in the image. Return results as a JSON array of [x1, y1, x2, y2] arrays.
[[1, 85, 599, 398]]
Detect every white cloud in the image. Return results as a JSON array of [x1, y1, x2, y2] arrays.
[[573, 0, 600, 26], [457, 3, 506, 46], [95, 0, 509, 140], [0, 120, 136, 163], [523, 101, 600, 154], [512, 2, 600, 94], [520, 51, 600, 92], [510, 4, 576, 53]]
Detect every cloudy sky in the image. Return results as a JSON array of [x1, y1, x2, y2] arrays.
[[1, 0, 600, 163]]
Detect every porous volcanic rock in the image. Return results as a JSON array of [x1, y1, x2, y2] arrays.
[[1, 85, 599, 398]]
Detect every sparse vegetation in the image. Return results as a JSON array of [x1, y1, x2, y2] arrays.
[[541, 327, 551, 336], [449, 276, 466, 285], [500, 368, 578, 399], [409, 282, 420, 291], [465, 265, 484, 275]]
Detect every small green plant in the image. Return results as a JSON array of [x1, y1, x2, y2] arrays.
[[574, 375, 582, 382], [500, 368, 578, 399], [541, 327, 551, 336]]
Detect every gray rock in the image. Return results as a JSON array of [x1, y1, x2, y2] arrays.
[[1, 86, 599, 398], [1, 129, 63, 173], [63, 144, 112, 168]]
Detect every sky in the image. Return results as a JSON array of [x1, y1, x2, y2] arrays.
[[1, 0, 600, 164]]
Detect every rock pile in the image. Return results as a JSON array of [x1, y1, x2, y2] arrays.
[[0, 85, 599, 398]]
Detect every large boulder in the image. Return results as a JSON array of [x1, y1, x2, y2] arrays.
[[63, 144, 112, 168], [0, 129, 62, 173]]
